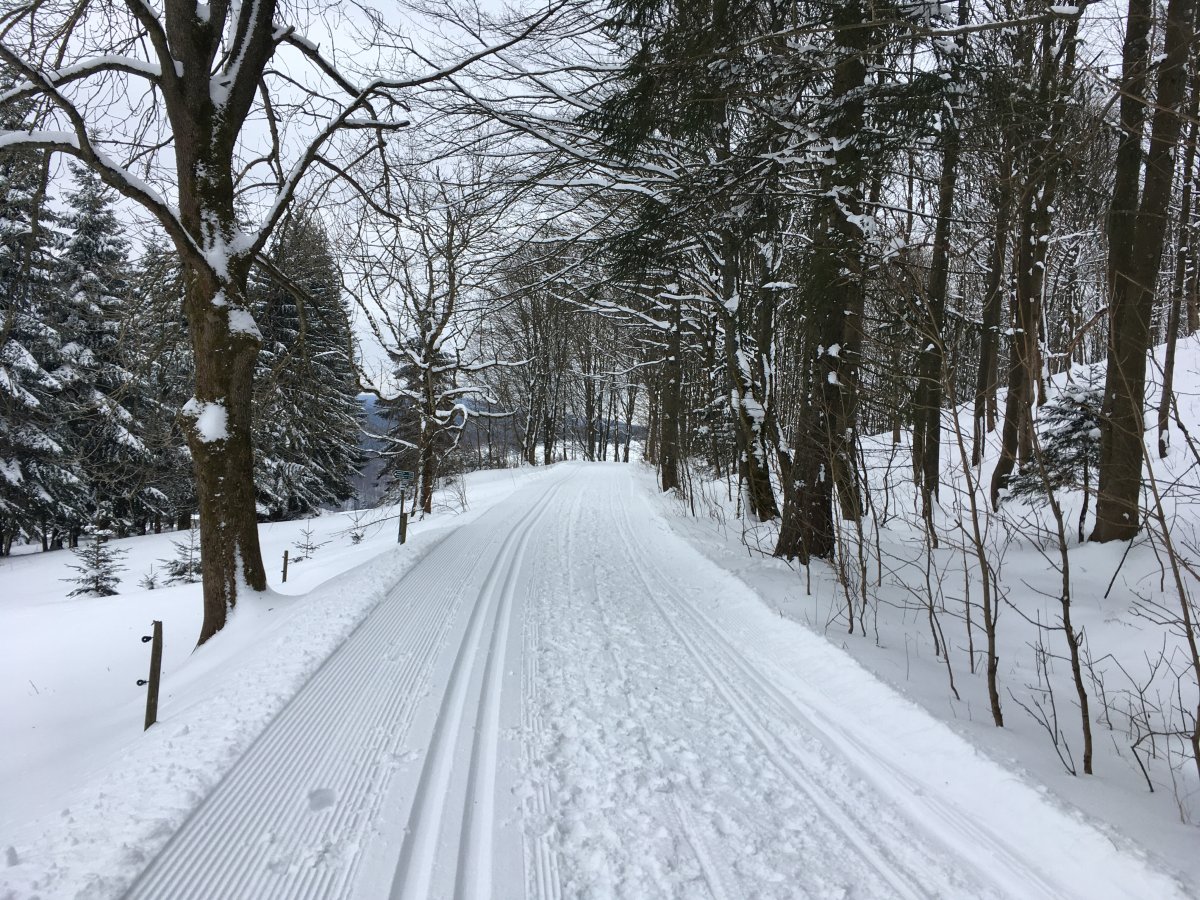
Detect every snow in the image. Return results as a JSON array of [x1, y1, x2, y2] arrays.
[[181, 397, 228, 442], [0, 467, 550, 899], [656, 340, 1200, 891], [227, 306, 263, 339], [0, 458, 23, 485], [2, 461, 1193, 897], [0, 130, 80, 152], [6, 334, 1200, 896]]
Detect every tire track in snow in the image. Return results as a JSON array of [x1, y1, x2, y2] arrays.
[[124, 472, 569, 900]]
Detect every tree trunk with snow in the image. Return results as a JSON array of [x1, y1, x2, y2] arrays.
[[183, 264, 267, 643], [774, 0, 869, 561], [161, 2, 278, 643]]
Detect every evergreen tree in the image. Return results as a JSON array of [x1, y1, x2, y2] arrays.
[[1004, 370, 1104, 542], [162, 518, 202, 584], [0, 95, 83, 552], [250, 213, 362, 519], [57, 166, 156, 535], [63, 521, 128, 596], [125, 239, 195, 530], [379, 337, 463, 506]]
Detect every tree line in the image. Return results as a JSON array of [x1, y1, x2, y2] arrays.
[[0, 147, 362, 553], [3, 0, 1199, 790]]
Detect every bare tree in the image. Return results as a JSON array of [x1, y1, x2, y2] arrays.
[[350, 154, 519, 513], [0, 0, 554, 643], [1092, 0, 1195, 542]]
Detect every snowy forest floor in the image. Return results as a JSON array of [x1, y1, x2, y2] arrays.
[[1, 462, 1195, 898], [661, 336, 1200, 891]]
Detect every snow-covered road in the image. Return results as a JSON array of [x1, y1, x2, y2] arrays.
[[123, 464, 1187, 899]]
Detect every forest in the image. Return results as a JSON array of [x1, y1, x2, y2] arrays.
[[2, 0, 1200, 827]]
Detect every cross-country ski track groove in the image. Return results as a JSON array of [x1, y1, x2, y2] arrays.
[[125, 473, 570, 900], [119, 463, 1188, 900]]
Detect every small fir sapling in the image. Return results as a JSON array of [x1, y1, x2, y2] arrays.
[[291, 517, 328, 562], [64, 526, 128, 596], [161, 518, 202, 584], [1003, 370, 1104, 541], [139, 565, 160, 591]]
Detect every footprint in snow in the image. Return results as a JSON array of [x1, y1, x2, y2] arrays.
[[307, 788, 337, 811]]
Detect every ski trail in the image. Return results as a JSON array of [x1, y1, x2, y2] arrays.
[[520, 470, 999, 898], [517, 487, 585, 900], [120, 464, 1186, 900], [124, 470, 569, 900], [611, 493, 935, 900], [389, 475, 566, 900]]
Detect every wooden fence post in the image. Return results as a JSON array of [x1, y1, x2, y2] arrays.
[[282, 549, 289, 583], [138, 620, 163, 731]]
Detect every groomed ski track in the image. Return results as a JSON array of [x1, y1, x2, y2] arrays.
[[123, 463, 1187, 900]]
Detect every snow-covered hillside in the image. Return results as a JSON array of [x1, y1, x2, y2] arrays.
[[662, 335, 1200, 886]]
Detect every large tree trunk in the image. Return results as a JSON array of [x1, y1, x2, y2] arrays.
[[184, 265, 267, 646], [1092, 0, 1193, 542], [774, 0, 870, 561], [159, 0, 279, 645]]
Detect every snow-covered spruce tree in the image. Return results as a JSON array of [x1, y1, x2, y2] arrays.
[[126, 240, 195, 531], [57, 166, 157, 537], [64, 520, 128, 596], [250, 213, 362, 520], [1004, 371, 1103, 543], [0, 95, 84, 553]]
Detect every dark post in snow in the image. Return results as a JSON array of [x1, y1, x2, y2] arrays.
[[281, 549, 289, 583], [139, 620, 163, 731], [397, 489, 408, 544]]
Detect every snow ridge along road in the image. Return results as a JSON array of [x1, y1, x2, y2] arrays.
[[123, 463, 1187, 899]]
